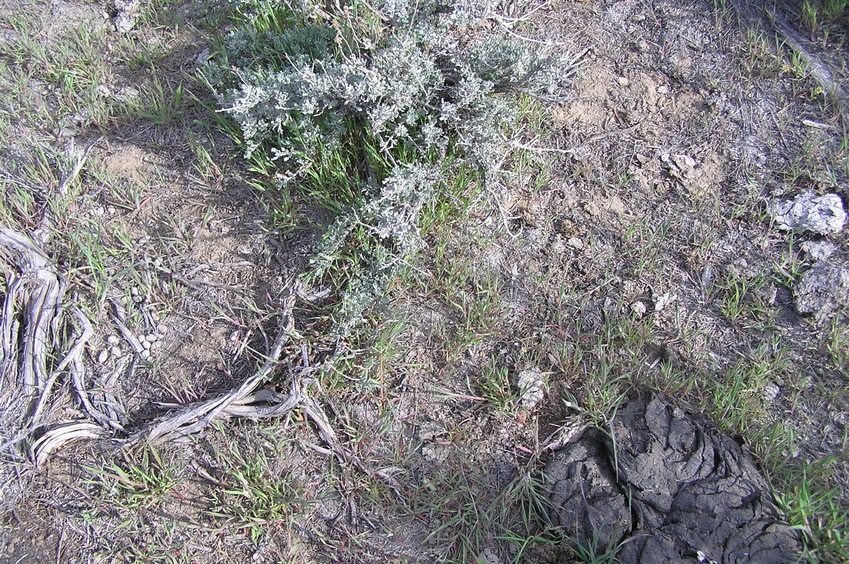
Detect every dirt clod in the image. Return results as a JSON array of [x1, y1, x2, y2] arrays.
[[801, 240, 837, 262], [516, 367, 546, 410], [770, 191, 847, 235], [545, 393, 802, 562], [794, 261, 849, 318]]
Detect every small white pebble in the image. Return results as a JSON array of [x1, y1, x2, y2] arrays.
[[110, 346, 122, 358], [97, 349, 109, 363], [140, 351, 151, 361], [566, 237, 584, 250], [107, 335, 120, 345], [107, 206, 116, 214], [630, 301, 648, 317], [142, 340, 151, 350], [762, 382, 780, 402], [130, 287, 139, 296], [156, 324, 168, 335]]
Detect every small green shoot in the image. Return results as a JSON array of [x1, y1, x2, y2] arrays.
[[473, 360, 518, 413]]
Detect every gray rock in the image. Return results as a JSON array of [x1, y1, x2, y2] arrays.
[[516, 367, 545, 410], [794, 262, 849, 317], [800, 240, 837, 262], [111, 0, 142, 33], [770, 191, 846, 235], [545, 393, 801, 563]]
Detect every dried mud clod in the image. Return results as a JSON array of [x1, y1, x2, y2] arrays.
[[545, 392, 802, 563]]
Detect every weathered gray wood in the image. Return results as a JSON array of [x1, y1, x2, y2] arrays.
[[730, 0, 849, 113]]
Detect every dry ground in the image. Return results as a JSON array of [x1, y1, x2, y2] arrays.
[[1, 0, 848, 562]]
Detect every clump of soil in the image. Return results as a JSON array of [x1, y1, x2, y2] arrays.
[[546, 391, 802, 563]]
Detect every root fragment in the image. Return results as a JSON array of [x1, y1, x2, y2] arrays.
[[0, 228, 113, 462], [30, 422, 104, 467], [138, 281, 300, 444]]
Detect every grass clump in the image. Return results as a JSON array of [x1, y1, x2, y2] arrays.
[[204, 0, 574, 336], [207, 446, 310, 543], [777, 466, 849, 562], [409, 463, 553, 562], [84, 446, 179, 513]]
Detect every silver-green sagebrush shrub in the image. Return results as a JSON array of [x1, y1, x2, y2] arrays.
[[206, 0, 574, 336]]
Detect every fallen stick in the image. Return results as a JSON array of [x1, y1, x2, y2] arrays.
[[0, 227, 63, 399]]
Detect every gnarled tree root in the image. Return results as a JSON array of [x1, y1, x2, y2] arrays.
[[0, 227, 107, 462]]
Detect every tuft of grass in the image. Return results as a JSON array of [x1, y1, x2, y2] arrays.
[[777, 466, 849, 562], [825, 312, 849, 379], [407, 461, 552, 562], [185, 129, 223, 184], [771, 234, 807, 289], [621, 216, 672, 278], [701, 341, 792, 436], [473, 360, 518, 413], [801, 0, 849, 42], [740, 27, 787, 78], [207, 437, 311, 543], [565, 530, 629, 564], [712, 270, 771, 325], [84, 446, 179, 512], [130, 75, 186, 126]]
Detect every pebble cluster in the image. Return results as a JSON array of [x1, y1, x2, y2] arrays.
[[96, 323, 168, 364]]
